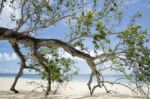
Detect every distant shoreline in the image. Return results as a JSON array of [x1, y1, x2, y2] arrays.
[[0, 73, 131, 84]]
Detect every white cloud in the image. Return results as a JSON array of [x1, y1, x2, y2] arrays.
[[124, 0, 138, 5], [148, 4, 150, 8], [89, 50, 103, 57], [0, 67, 18, 73], [0, 52, 18, 61], [45, 48, 104, 63], [45, 48, 85, 62], [12, 53, 18, 60], [0, 1, 20, 28], [61, 51, 85, 61], [141, 4, 150, 9], [59, 48, 105, 62]]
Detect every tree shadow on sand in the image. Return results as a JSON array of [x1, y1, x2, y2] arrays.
[[74, 93, 143, 99], [0, 91, 143, 99]]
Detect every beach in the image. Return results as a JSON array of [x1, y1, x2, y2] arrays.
[[0, 77, 144, 99]]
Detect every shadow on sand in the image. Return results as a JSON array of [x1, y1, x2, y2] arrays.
[[0, 91, 143, 99]]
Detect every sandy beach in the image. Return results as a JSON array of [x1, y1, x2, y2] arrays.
[[0, 77, 144, 99]]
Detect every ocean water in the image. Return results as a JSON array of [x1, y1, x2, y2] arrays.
[[0, 74, 129, 83]]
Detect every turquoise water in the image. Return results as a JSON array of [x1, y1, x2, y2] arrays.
[[0, 74, 129, 83]]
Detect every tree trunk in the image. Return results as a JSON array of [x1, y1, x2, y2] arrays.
[[9, 41, 26, 93], [10, 67, 24, 93], [45, 68, 51, 96], [0, 27, 101, 95]]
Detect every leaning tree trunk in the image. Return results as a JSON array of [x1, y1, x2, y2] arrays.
[[0, 27, 102, 95], [9, 41, 26, 93], [10, 66, 24, 93]]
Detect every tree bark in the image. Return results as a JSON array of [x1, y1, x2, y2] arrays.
[[10, 67, 24, 93], [9, 41, 26, 93], [45, 68, 51, 96]]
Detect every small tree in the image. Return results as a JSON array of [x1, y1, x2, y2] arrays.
[[28, 47, 78, 95]]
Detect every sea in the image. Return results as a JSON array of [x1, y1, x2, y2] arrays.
[[0, 74, 129, 83]]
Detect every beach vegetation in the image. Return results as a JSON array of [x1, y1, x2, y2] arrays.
[[0, 0, 149, 98]]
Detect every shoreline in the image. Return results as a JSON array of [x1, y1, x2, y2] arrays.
[[0, 77, 144, 99]]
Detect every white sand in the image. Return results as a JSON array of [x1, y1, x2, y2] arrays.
[[0, 77, 144, 99]]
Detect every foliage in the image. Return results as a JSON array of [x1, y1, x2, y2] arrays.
[[0, 0, 150, 98], [39, 47, 78, 82]]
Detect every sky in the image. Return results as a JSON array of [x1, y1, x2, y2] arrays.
[[0, 0, 150, 74]]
